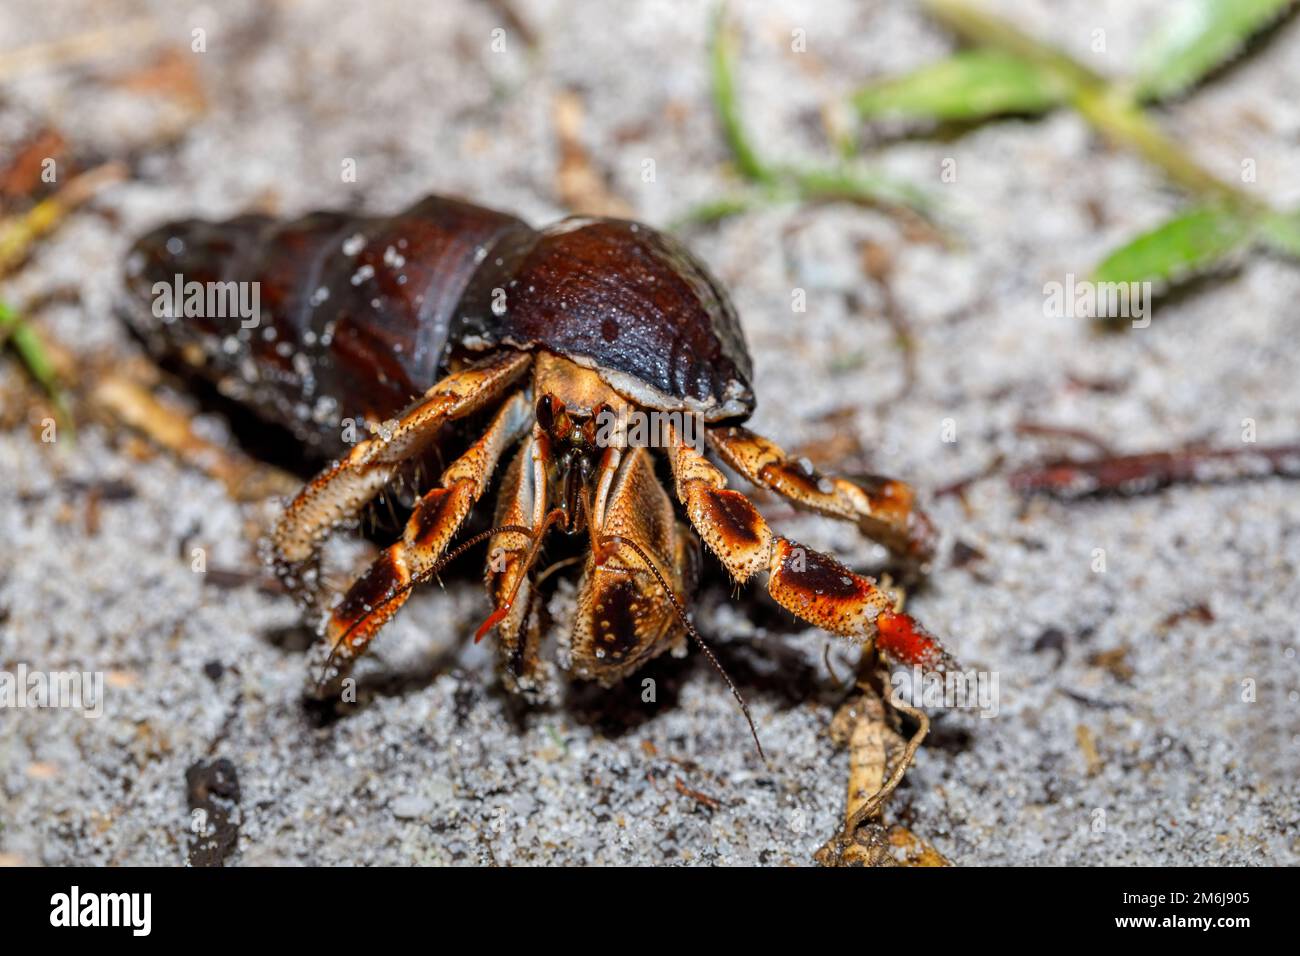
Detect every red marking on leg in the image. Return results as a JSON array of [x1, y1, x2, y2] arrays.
[[877, 610, 947, 670]]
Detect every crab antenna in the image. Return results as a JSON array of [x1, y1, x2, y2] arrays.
[[597, 529, 767, 763], [315, 522, 536, 694], [474, 507, 566, 643]]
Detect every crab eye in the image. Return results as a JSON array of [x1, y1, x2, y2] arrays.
[[536, 394, 560, 431]]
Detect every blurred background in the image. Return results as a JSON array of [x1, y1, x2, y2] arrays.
[[0, 0, 1297, 866]]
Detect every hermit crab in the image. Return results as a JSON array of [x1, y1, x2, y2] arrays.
[[122, 194, 953, 748]]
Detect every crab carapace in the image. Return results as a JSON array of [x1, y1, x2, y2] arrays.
[[123, 194, 953, 746]]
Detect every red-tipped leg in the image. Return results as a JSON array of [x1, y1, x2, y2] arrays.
[[667, 425, 955, 672]]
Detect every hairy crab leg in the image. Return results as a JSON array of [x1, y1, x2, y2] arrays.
[[271, 351, 531, 589], [707, 424, 936, 565], [570, 446, 694, 685], [482, 429, 550, 696], [311, 389, 532, 692], [667, 426, 954, 672]]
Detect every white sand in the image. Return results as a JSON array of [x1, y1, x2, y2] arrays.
[[1, 0, 1296, 865]]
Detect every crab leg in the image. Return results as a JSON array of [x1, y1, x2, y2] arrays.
[[313, 389, 532, 688], [571, 446, 697, 685], [483, 429, 549, 696], [667, 426, 953, 672], [707, 424, 935, 564], [271, 351, 531, 582]]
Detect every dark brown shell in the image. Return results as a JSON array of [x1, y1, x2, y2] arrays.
[[123, 196, 531, 453], [122, 195, 755, 455], [452, 218, 754, 420]]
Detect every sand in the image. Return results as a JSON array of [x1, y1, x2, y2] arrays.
[[1, 0, 1296, 865]]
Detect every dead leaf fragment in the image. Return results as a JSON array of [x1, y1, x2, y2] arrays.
[[553, 89, 634, 218], [1076, 723, 1103, 776]]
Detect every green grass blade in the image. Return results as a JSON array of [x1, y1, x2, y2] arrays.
[[670, 193, 767, 229], [1135, 0, 1295, 101], [853, 49, 1068, 121], [785, 165, 936, 217], [709, 4, 774, 185], [0, 301, 74, 436], [1257, 208, 1300, 258], [1092, 204, 1256, 288]]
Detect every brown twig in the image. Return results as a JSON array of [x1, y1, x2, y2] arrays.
[[0, 162, 127, 276], [1008, 442, 1300, 499], [858, 239, 919, 412], [673, 777, 722, 812], [0, 129, 68, 210], [91, 374, 299, 502]]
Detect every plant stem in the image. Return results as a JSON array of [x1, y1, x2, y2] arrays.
[[920, 0, 1260, 211], [709, 4, 776, 185], [1071, 87, 1257, 208], [921, 0, 1101, 90], [0, 301, 73, 435], [688, 3, 939, 230], [785, 165, 935, 216]]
